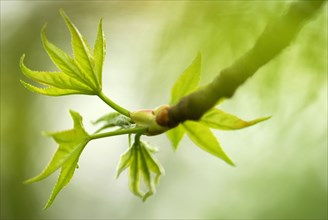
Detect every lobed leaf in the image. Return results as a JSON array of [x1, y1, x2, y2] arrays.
[[170, 53, 202, 105], [20, 10, 106, 97], [183, 121, 235, 166], [116, 138, 164, 201], [24, 110, 90, 208], [201, 108, 271, 130]]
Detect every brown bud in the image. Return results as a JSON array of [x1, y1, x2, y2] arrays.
[[155, 105, 178, 128]]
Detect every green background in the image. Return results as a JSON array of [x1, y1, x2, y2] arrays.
[[1, 1, 327, 219]]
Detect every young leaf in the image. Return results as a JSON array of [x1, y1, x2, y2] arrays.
[[24, 110, 90, 208], [183, 121, 234, 166], [166, 124, 185, 150], [170, 53, 202, 105], [116, 137, 164, 201], [201, 108, 271, 130]]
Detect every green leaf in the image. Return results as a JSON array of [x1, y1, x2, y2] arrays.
[[116, 137, 164, 201], [201, 108, 271, 130], [60, 9, 99, 90], [166, 124, 185, 150], [93, 18, 106, 87], [170, 53, 202, 105], [24, 110, 90, 208], [183, 121, 234, 166]]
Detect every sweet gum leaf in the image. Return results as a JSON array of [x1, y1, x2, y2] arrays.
[[20, 10, 106, 97], [183, 121, 235, 166], [170, 53, 202, 105], [24, 110, 89, 208], [116, 139, 164, 201], [201, 108, 271, 130]]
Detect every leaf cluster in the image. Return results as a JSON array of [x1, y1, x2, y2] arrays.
[[25, 110, 90, 208], [167, 54, 270, 165], [20, 9, 105, 96], [116, 134, 164, 201]]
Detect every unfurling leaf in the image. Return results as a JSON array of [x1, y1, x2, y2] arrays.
[[183, 121, 235, 166], [116, 136, 164, 201], [93, 112, 133, 133], [24, 110, 90, 208], [200, 108, 271, 130], [20, 9, 106, 96]]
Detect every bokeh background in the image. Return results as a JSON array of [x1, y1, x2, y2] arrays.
[[1, 1, 327, 219]]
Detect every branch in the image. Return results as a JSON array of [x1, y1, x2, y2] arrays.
[[159, 0, 325, 128]]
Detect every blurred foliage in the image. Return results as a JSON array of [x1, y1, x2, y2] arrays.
[[1, 1, 327, 219]]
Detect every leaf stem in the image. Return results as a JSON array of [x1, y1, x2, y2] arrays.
[[98, 91, 130, 117], [90, 127, 147, 140]]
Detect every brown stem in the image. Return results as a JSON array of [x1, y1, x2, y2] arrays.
[[159, 0, 325, 128]]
